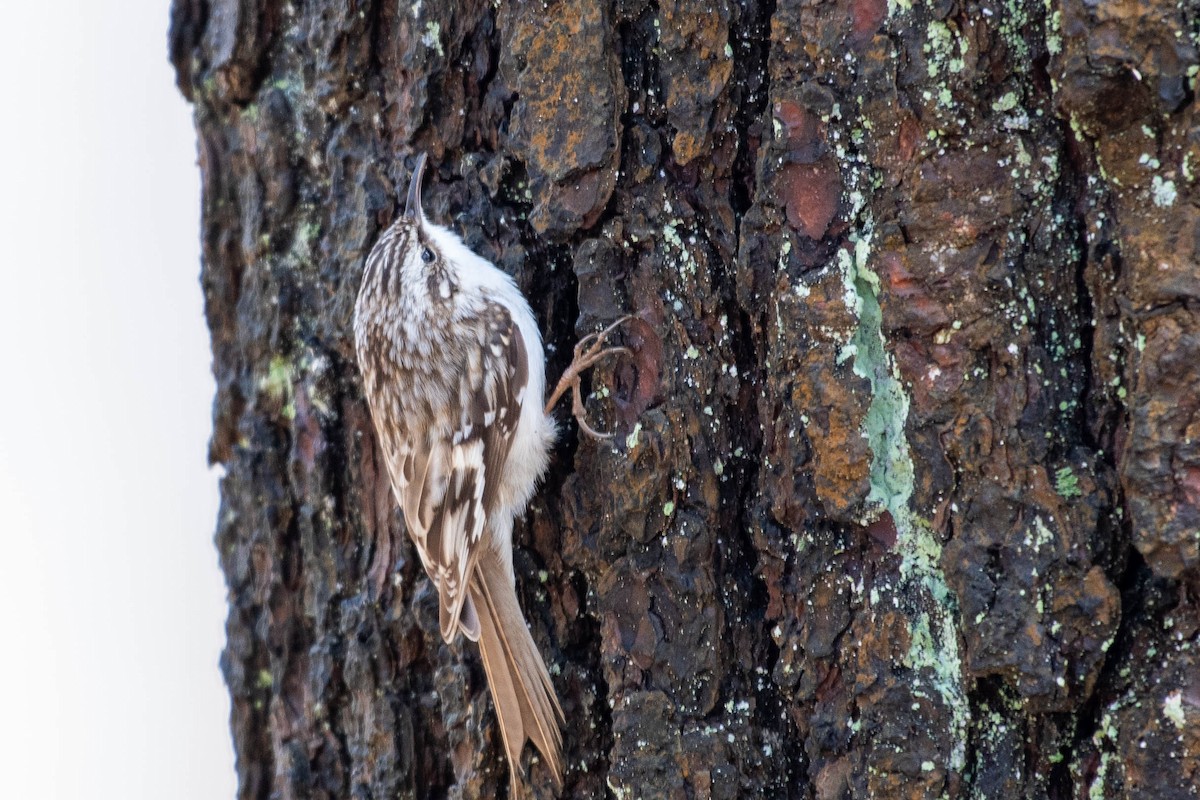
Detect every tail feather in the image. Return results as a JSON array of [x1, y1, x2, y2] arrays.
[[470, 549, 564, 792]]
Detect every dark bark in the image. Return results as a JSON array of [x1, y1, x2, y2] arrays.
[[170, 1, 1200, 797]]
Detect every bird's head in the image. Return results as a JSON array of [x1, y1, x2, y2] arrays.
[[358, 153, 461, 307]]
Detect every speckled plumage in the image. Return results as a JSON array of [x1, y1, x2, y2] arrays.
[[353, 154, 562, 792]]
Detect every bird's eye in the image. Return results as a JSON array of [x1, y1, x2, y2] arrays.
[[421, 247, 435, 263]]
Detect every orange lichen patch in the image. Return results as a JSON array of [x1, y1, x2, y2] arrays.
[[853, 610, 913, 683], [898, 116, 922, 161], [779, 161, 842, 240], [762, 266, 871, 526], [508, 2, 618, 178], [785, 270, 872, 518], [657, 0, 733, 165], [809, 394, 874, 510], [505, 0, 623, 235], [1022, 620, 1045, 650], [672, 130, 705, 165]]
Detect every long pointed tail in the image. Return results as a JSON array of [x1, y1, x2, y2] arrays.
[[470, 548, 564, 793]]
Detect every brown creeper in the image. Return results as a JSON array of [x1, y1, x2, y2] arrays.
[[353, 153, 627, 792]]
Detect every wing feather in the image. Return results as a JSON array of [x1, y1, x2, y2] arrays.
[[401, 302, 529, 643]]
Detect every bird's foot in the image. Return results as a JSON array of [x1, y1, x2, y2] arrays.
[[544, 316, 634, 439]]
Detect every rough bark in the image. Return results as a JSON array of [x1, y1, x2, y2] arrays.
[[170, 1, 1199, 797]]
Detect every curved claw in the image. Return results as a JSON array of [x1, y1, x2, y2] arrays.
[[544, 316, 637, 439], [572, 390, 614, 440]]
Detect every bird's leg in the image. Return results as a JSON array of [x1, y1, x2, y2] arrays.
[[544, 316, 634, 439]]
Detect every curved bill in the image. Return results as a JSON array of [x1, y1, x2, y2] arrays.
[[404, 153, 427, 221]]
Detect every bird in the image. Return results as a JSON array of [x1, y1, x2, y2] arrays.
[[353, 152, 628, 794]]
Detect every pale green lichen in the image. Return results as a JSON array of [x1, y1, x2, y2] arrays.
[[290, 220, 321, 263], [992, 92, 1019, 113], [625, 421, 642, 450], [422, 21, 444, 57], [1081, 700, 1126, 800], [1088, 752, 1115, 800], [1028, 516, 1056, 551], [299, 221, 320, 245], [663, 221, 699, 278], [1163, 689, 1186, 730], [840, 231, 969, 773], [261, 355, 296, 420], [1045, 8, 1063, 55], [1151, 175, 1177, 207], [1055, 466, 1082, 499], [925, 21, 966, 77], [1015, 140, 1033, 168], [997, 0, 1032, 63]]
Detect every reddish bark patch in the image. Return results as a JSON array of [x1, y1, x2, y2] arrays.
[[879, 251, 949, 332], [1180, 465, 1200, 506], [613, 316, 664, 430], [865, 511, 898, 548], [774, 99, 823, 154], [849, 0, 887, 45], [779, 161, 841, 240], [558, 169, 605, 222]]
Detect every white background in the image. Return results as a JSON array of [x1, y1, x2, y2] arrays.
[[0, 2, 235, 797]]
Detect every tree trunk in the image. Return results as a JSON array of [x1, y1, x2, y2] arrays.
[[170, 1, 1199, 797]]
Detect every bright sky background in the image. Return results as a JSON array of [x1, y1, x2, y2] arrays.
[[0, 2, 235, 798]]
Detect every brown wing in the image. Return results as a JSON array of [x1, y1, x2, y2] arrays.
[[400, 302, 529, 643]]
